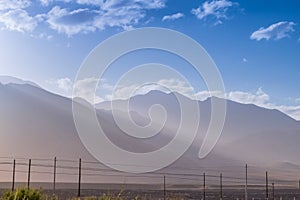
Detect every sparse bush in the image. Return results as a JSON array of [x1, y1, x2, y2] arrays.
[[1, 188, 44, 200], [69, 191, 141, 200]]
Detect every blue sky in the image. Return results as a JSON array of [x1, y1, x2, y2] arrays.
[[0, 0, 299, 119]]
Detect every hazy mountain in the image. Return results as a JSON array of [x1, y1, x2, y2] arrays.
[[0, 75, 40, 88], [0, 82, 91, 159], [1, 81, 300, 183], [96, 90, 300, 165]]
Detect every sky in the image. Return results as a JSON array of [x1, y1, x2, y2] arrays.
[[0, 0, 299, 120]]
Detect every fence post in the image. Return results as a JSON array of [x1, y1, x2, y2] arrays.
[[266, 171, 269, 200], [272, 182, 274, 200], [220, 173, 223, 200], [53, 157, 57, 194], [27, 159, 31, 189], [245, 164, 248, 200], [77, 158, 81, 197], [203, 172, 206, 200], [12, 159, 16, 191], [298, 179, 300, 199], [164, 175, 166, 200]]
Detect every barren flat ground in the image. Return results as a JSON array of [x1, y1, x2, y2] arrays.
[[1, 183, 300, 199]]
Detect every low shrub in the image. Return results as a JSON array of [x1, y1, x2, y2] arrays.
[[1, 188, 43, 200]]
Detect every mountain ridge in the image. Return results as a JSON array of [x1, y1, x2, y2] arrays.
[[0, 75, 40, 88], [1, 80, 300, 182]]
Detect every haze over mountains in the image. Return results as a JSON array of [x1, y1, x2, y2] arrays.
[[0, 77, 300, 182], [0, 76, 40, 88]]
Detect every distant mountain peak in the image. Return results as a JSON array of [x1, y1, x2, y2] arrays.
[[0, 75, 40, 88]]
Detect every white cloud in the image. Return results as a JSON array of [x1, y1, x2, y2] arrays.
[[93, 0, 166, 31], [191, 0, 236, 23], [72, 77, 116, 103], [0, 0, 31, 11], [169, 86, 300, 121], [39, 0, 72, 7], [73, 77, 104, 103], [0, 9, 41, 32], [47, 6, 98, 36], [39, 0, 103, 6], [276, 105, 300, 121], [39, 0, 51, 6], [56, 77, 73, 91], [47, 77, 114, 103], [295, 98, 300, 104], [46, 77, 73, 94], [76, 0, 103, 6], [0, 0, 44, 33], [158, 79, 194, 96], [225, 88, 300, 120], [113, 84, 140, 100], [250, 21, 295, 41], [162, 13, 184, 21], [0, 0, 166, 35], [227, 87, 269, 106], [45, 0, 166, 36]]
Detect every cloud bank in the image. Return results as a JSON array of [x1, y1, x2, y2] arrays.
[[0, 0, 166, 36]]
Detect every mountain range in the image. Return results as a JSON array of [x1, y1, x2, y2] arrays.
[[0, 76, 300, 183]]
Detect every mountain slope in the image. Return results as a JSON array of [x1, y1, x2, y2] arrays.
[[1, 82, 300, 182], [97, 90, 300, 165], [0, 83, 90, 159]]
